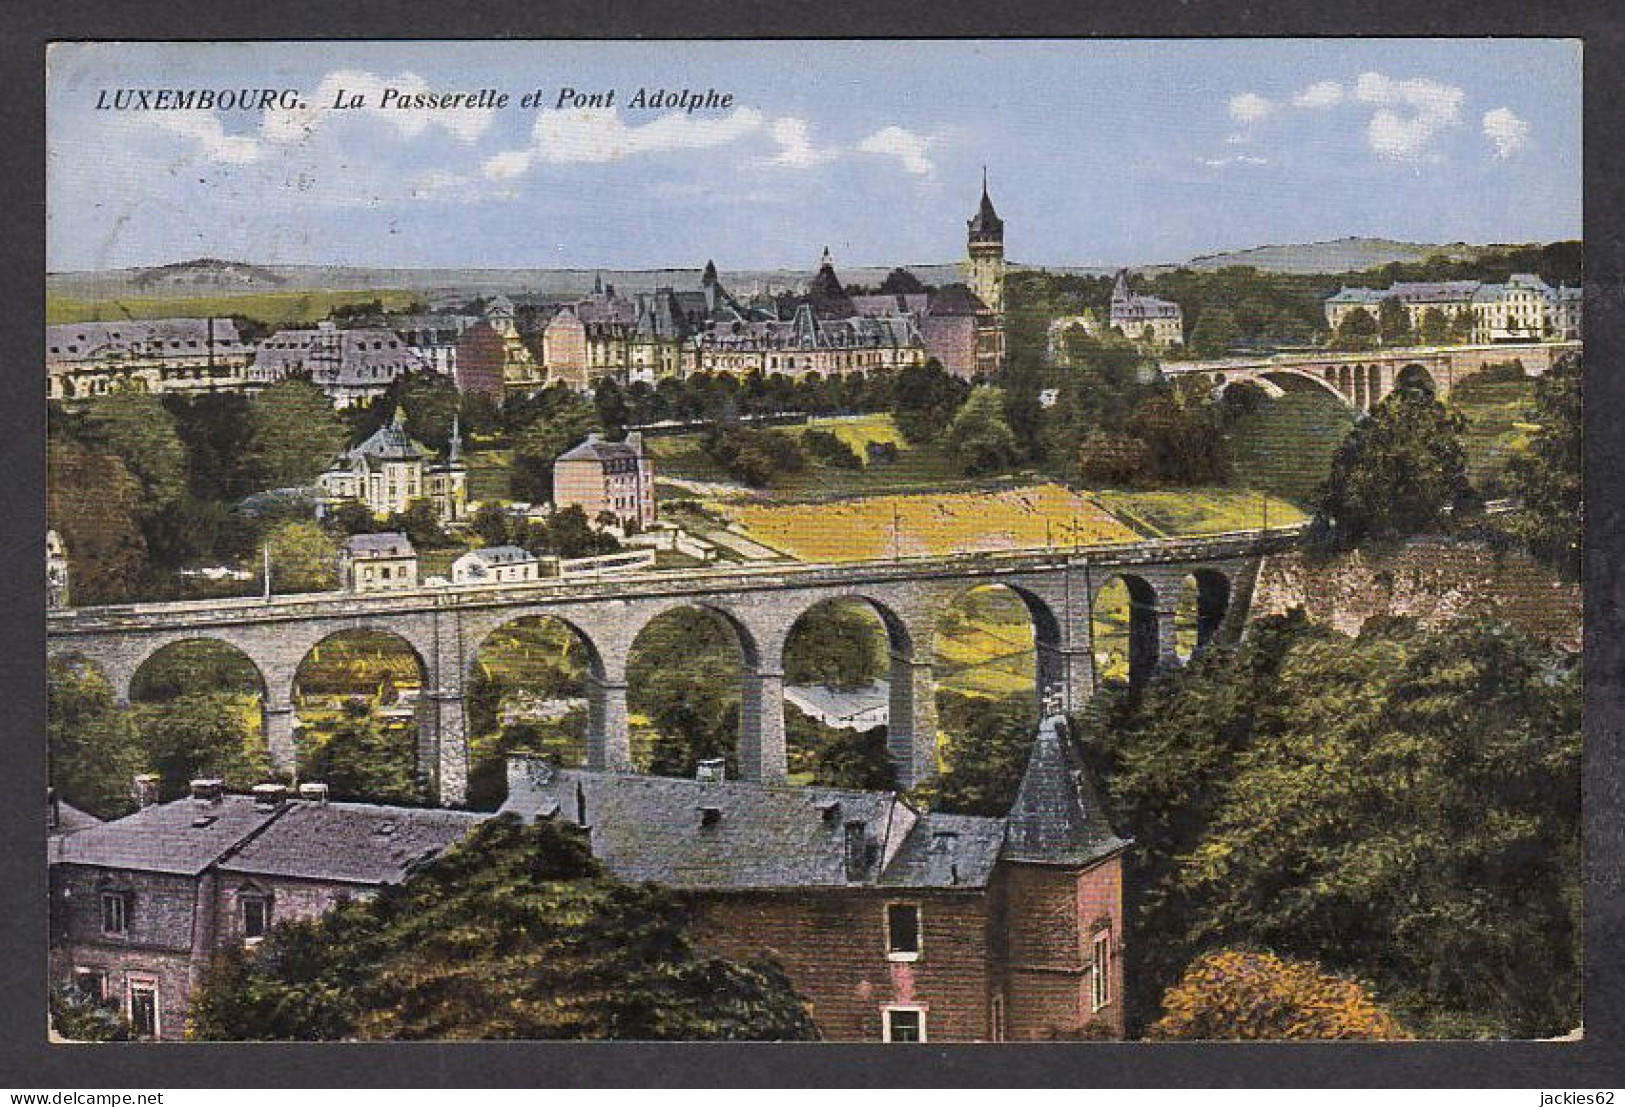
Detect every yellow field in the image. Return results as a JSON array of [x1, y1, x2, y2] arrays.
[[715, 483, 1139, 563], [1094, 487, 1308, 537], [46, 288, 422, 326]]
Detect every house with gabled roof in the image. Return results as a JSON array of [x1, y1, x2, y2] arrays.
[[500, 715, 1130, 1041]]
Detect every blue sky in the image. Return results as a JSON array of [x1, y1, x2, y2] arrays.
[[47, 39, 1581, 272]]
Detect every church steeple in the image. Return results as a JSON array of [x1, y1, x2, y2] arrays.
[[968, 167, 1004, 244]]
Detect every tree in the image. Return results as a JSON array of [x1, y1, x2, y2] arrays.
[[80, 387, 187, 511], [786, 714, 895, 792], [47, 437, 148, 604], [130, 692, 268, 799], [878, 267, 926, 294], [1148, 951, 1410, 1040], [396, 372, 461, 452], [784, 604, 887, 690], [1504, 354, 1581, 578], [929, 692, 1039, 816], [302, 699, 423, 805], [945, 386, 1021, 477], [594, 378, 631, 436], [188, 815, 818, 1041], [1188, 306, 1241, 358], [1125, 392, 1232, 487], [891, 361, 969, 444], [1377, 295, 1412, 346], [1079, 614, 1580, 1037], [388, 499, 451, 550], [266, 521, 339, 593], [50, 983, 132, 1042], [48, 657, 145, 820], [1418, 306, 1450, 346], [245, 379, 348, 489], [629, 609, 743, 779], [510, 389, 600, 502], [1076, 430, 1152, 487], [701, 425, 806, 488], [1332, 307, 1379, 351], [544, 504, 621, 559], [1312, 387, 1469, 548]]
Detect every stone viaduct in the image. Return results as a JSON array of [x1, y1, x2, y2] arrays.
[[47, 530, 1302, 806], [1163, 340, 1578, 414]]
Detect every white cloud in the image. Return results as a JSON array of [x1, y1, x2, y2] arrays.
[[1228, 92, 1274, 125], [514, 105, 766, 165], [857, 125, 934, 175], [152, 113, 263, 164], [1353, 71, 1465, 159], [1199, 154, 1270, 168], [481, 149, 534, 180], [769, 117, 839, 169], [1293, 81, 1344, 109], [1483, 107, 1531, 158]]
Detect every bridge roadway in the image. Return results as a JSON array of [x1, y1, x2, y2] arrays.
[[49, 526, 1305, 804], [1163, 341, 1577, 414]]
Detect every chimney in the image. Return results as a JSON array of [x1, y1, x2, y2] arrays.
[[843, 820, 868, 883], [47, 787, 60, 833], [696, 758, 726, 784], [626, 431, 644, 455], [297, 782, 330, 805], [252, 783, 288, 809], [132, 774, 160, 808], [190, 778, 225, 804]]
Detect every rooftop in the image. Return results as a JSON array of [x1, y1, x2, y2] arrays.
[[343, 531, 415, 558]]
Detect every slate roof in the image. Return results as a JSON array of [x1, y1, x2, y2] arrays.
[[502, 759, 1012, 890], [219, 801, 484, 885], [459, 545, 537, 566], [1002, 717, 1130, 866], [49, 798, 104, 837], [967, 177, 1004, 241], [557, 433, 647, 464], [46, 318, 249, 364], [783, 681, 889, 727], [252, 326, 426, 388], [51, 795, 283, 876], [925, 284, 991, 317], [343, 531, 415, 558]]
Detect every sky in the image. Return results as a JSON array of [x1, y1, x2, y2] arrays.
[[46, 39, 1582, 273]]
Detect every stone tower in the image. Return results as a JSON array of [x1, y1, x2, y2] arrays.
[[966, 168, 1006, 317]]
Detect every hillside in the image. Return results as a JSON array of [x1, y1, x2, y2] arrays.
[[1180, 237, 1494, 274]]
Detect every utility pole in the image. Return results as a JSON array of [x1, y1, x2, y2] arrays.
[[892, 504, 902, 561], [262, 542, 272, 601]]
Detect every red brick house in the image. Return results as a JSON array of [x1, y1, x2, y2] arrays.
[[501, 717, 1130, 1041], [48, 782, 482, 1040]]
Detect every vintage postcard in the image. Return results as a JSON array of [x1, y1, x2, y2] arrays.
[[42, 39, 1582, 1047]]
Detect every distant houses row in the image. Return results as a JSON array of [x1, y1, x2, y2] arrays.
[[1324, 273, 1582, 343]]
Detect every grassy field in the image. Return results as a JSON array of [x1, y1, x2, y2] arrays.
[[465, 449, 514, 502], [648, 413, 969, 498], [46, 288, 423, 326], [934, 587, 1036, 698], [1448, 375, 1537, 492], [1095, 487, 1309, 538], [1224, 389, 1355, 503], [712, 483, 1140, 563]]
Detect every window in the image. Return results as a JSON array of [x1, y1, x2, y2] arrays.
[[100, 891, 129, 936], [885, 903, 920, 960], [128, 978, 159, 1039], [883, 1006, 925, 1043], [240, 894, 270, 941], [991, 995, 1006, 1042], [1092, 928, 1114, 1011]]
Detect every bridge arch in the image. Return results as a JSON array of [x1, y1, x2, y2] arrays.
[[1395, 362, 1437, 396], [1174, 569, 1233, 663], [292, 628, 430, 803], [1092, 572, 1166, 686]]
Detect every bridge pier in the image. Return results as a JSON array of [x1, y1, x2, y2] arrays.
[[1156, 606, 1181, 669], [888, 655, 938, 790], [422, 690, 469, 807], [585, 676, 632, 772], [262, 700, 298, 777], [738, 670, 788, 782], [1037, 643, 1096, 715]]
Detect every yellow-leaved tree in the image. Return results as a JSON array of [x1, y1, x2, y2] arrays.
[[1148, 950, 1410, 1040]]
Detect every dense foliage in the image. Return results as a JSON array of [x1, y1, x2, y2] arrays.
[[700, 424, 807, 488], [1311, 386, 1471, 548], [188, 815, 818, 1040], [1148, 950, 1410, 1040], [47, 658, 144, 819], [1502, 353, 1582, 578], [1078, 612, 1581, 1037]]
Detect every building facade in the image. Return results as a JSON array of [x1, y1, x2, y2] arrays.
[[455, 296, 543, 398], [964, 173, 1006, 372], [501, 716, 1129, 1042], [49, 783, 482, 1040], [1324, 274, 1582, 343], [450, 545, 542, 585], [1109, 270, 1185, 350], [552, 432, 657, 531], [316, 409, 468, 523], [47, 318, 254, 402], [250, 322, 427, 408], [339, 532, 419, 593]]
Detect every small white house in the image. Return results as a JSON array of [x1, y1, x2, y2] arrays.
[[451, 545, 542, 585], [340, 532, 418, 593]]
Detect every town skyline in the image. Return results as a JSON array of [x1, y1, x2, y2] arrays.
[[48, 40, 1580, 273]]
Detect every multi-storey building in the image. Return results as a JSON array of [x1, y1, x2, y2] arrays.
[[552, 432, 657, 531], [1323, 274, 1582, 343], [454, 296, 543, 398], [46, 317, 255, 401], [316, 409, 467, 523], [339, 532, 419, 593], [1109, 270, 1185, 350], [964, 172, 1007, 370], [501, 716, 1130, 1042], [49, 782, 482, 1040], [391, 312, 479, 379], [250, 322, 427, 408]]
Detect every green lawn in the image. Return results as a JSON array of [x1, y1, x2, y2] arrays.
[[1094, 487, 1308, 538], [1448, 376, 1537, 493], [46, 288, 423, 326], [465, 449, 514, 502]]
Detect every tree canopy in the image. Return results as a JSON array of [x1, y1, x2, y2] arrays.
[[188, 814, 818, 1041], [1148, 950, 1410, 1040], [245, 379, 348, 489], [1503, 353, 1581, 578]]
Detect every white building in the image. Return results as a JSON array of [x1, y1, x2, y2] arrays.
[[1324, 274, 1581, 343], [450, 545, 542, 585], [316, 409, 467, 523], [340, 532, 418, 593]]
